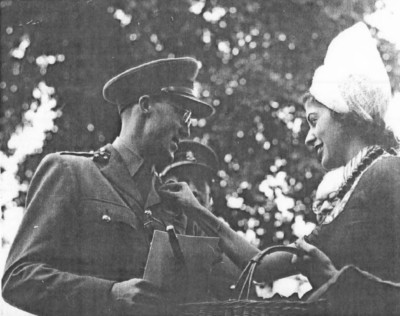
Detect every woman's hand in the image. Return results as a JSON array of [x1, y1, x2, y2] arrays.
[[292, 238, 339, 289], [158, 181, 204, 216]]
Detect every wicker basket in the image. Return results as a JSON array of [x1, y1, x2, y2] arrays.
[[179, 299, 327, 316], [178, 246, 328, 316]]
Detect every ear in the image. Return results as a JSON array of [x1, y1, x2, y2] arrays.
[[139, 95, 151, 114]]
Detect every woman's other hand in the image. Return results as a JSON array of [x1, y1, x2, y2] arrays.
[[158, 181, 204, 216], [292, 238, 339, 289]]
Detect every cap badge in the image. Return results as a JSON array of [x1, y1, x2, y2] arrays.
[[185, 151, 196, 162]]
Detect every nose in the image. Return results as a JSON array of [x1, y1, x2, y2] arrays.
[[305, 129, 315, 146]]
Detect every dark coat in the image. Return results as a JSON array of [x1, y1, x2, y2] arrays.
[[1, 144, 186, 316], [308, 156, 400, 283], [311, 265, 400, 315]]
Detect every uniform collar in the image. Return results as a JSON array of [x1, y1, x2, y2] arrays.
[[145, 175, 162, 208], [111, 138, 161, 208], [112, 137, 144, 178]]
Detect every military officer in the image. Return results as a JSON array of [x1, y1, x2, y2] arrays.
[[160, 140, 241, 300], [1, 57, 214, 316]]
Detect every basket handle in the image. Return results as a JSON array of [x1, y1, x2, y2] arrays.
[[233, 245, 300, 300]]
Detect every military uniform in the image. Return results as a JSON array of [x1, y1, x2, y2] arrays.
[[2, 143, 188, 316], [2, 57, 214, 315]]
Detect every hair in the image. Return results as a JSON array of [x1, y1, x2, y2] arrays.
[[149, 92, 170, 104], [119, 92, 172, 115], [302, 92, 399, 153]]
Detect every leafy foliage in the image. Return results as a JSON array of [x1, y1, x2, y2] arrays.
[[1, 0, 399, 248]]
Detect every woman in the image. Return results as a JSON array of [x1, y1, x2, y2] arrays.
[[159, 22, 400, 292]]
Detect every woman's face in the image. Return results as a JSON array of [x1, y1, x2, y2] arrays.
[[304, 100, 350, 170]]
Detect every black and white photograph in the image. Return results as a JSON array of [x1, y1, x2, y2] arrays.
[[1, 0, 400, 315]]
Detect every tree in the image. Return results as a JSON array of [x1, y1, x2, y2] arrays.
[[1, 0, 399, 249]]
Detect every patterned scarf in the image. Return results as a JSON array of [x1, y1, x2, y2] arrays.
[[312, 145, 386, 225]]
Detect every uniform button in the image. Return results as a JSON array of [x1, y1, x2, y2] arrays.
[[102, 214, 111, 222]]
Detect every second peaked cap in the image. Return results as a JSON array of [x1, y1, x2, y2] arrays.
[[160, 140, 219, 179]]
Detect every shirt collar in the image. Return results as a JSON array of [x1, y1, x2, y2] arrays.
[[112, 137, 144, 177]]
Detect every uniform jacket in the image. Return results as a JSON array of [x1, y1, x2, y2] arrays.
[[308, 156, 400, 283], [1, 144, 187, 316]]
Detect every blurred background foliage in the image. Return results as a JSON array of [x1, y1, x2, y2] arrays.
[[1, 0, 400, 250]]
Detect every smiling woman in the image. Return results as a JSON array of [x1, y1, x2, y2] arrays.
[[299, 22, 400, 288], [304, 97, 351, 170], [303, 92, 399, 170], [159, 23, 400, 309]]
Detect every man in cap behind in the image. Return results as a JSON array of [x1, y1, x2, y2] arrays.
[[160, 140, 241, 300], [2, 57, 214, 316]]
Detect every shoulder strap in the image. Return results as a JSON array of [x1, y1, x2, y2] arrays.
[[59, 148, 111, 164], [59, 151, 94, 157]]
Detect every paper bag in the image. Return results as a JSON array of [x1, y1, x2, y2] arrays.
[[143, 230, 221, 303]]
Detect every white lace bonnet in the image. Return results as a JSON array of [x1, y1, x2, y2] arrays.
[[309, 22, 391, 122]]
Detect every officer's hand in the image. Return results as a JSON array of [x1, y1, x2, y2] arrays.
[[291, 238, 339, 289], [111, 278, 169, 316], [158, 182, 203, 215]]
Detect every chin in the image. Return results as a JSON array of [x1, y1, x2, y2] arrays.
[[321, 162, 331, 171], [321, 158, 342, 171], [321, 157, 331, 170], [154, 152, 174, 172], [320, 154, 331, 170]]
